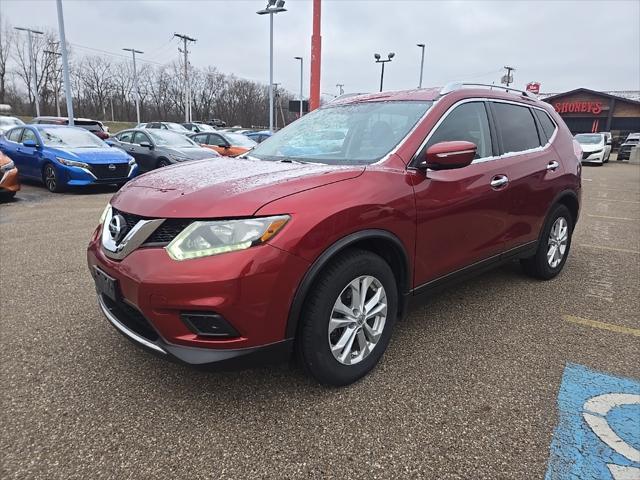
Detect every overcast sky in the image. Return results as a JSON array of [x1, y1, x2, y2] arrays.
[[1, 0, 639, 98]]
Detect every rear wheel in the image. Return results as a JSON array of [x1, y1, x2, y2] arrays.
[[296, 249, 398, 386], [521, 204, 573, 280], [43, 164, 65, 193]]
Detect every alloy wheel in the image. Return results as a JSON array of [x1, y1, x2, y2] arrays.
[[328, 275, 387, 366], [547, 216, 568, 268], [44, 165, 57, 192]]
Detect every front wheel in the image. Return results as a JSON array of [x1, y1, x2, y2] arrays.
[[43, 164, 65, 193], [157, 158, 171, 168], [521, 204, 573, 280], [296, 249, 398, 386]]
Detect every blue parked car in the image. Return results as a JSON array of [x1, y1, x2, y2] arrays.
[[244, 130, 272, 143], [0, 125, 137, 193]]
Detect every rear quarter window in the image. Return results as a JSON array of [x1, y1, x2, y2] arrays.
[[533, 109, 557, 143], [492, 102, 541, 154]]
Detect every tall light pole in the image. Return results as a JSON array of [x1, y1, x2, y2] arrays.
[[15, 26, 44, 117], [294, 56, 303, 117], [417, 43, 425, 88], [257, 0, 287, 132], [123, 48, 143, 124], [336, 83, 344, 96], [55, 0, 74, 125], [374, 52, 395, 93], [174, 33, 196, 122]]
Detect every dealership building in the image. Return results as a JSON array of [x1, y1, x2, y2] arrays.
[[538, 88, 640, 143]]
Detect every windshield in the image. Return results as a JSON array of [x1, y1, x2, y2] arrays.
[[0, 117, 24, 127], [224, 132, 257, 147], [251, 100, 432, 165], [575, 134, 602, 144], [166, 123, 190, 132], [40, 127, 106, 148], [148, 129, 197, 147]]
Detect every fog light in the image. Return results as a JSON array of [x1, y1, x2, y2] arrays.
[[180, 312, 240, 337]]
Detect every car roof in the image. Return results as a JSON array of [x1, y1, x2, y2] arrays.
[[330, 86, 545, 108]]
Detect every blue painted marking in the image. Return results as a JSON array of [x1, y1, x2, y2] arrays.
[[545, 363, 640, 480]]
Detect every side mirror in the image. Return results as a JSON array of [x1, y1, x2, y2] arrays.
[[420, 141, 477, 170], [140, 141, 153, 149], [23, 139, 39, 148]]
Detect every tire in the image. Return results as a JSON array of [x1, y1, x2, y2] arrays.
[[157, 158, 171, 168], [296, 248, 398, 386], [521, 204, 573, 280], [42, 164, 65, 193]]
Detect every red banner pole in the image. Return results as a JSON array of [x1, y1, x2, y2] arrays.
[[309, 0, 321, 111]]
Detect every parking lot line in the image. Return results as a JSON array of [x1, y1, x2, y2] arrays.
[[563, 315, 640, 337], [589, 198, 640, 204], [587, 214, 639, 221], [578, 244, 640, 254]]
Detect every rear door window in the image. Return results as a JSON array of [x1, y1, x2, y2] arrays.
[[192, 133, 208, 144], [533, 109, 557, 143], [117, 131, 134, 143], [424, 101, 493, 159], [492, 102, 541, 153]]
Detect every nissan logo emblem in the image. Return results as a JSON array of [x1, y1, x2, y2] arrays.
[[108, 164, 116, 171], [108, 214, 128, 244]]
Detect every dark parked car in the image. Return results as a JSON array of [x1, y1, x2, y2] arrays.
[[207, 118, 226, 128], [89, 83, 581, 386], [32, 116, 109, 139], [618, 133, 639, 161], [107, 128, 220, 172]]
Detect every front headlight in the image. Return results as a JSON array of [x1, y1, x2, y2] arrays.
[[98, 204, 111, 226], [166, 215, 290, 261], [0, 160, 15, 173], [57, 157, 90, 169], [128, 157, 136, 165]]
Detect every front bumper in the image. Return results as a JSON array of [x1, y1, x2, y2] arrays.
[[581, 151, 604, 164], [0, 167, 20, 192], [87, 225, 310, 368], [97, 293, 293, 368], [65, 163, 138, 186]]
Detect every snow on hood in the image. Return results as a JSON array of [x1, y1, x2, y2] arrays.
[[111, 157, 365, 218]]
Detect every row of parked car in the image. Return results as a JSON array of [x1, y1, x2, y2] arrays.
[[574, 131, 640, 165], [0, 115, 274, 198]]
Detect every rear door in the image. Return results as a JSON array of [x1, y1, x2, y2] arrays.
[[489, 101, 561, 251], [1, 128, 25, 173], [412, 100, 512, 285]]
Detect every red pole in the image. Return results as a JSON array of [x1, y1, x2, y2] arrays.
[[309, 0, 321, 111]]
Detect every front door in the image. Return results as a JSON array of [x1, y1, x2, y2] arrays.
[[131, 131, 155, 171], [411, 100, 511, 286]]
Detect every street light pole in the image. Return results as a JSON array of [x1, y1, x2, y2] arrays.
[[15, 27, 44, 117], [417, 43, 425, 88], [257, 0, 287, 132], [55, 0, 74, 125], [336, 83, 344, 96], [123, 48, 144, 124], [294, 56, 303, 117], [44, 47, 62, 116], [374, 52, 395, 93]]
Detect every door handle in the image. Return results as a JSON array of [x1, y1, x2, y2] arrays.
[[490, 175, 509, 189], [547, 160, 559, 171]]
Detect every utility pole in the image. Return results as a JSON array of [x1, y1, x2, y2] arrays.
[[44, 46, 62, 116], [56, 0, 74, 125], [503, 66, 515, 87], [15, 26, 44, 117], [336, 83, 344, 96], [309, 0, 321, 111], [273, 83, 280, 130], [174, 33, 196, 122], [294, 56, 303, 117], [123, 48, 143, 124]]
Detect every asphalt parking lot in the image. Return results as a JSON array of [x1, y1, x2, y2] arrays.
[[1, 160, 639, 479]]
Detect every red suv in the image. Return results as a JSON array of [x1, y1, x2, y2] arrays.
[[87, 83, 581, 386]]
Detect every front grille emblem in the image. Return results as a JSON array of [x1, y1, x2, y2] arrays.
[[108, 214, 128, 244], [108, 163, 116, 171]]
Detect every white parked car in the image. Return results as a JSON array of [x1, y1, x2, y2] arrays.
[[0, 116, 25, 134], [575, 133, 611, 164]]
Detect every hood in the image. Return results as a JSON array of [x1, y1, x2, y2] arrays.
[[579, 143, 603, 153], [163, 146, 220, 160], [111, 157, 365, 218], [51, 147, 131, 164]]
